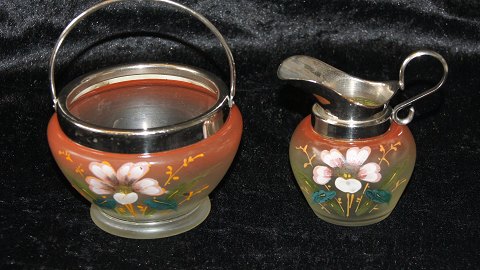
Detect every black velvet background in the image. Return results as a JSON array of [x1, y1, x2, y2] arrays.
[[1, 0, 479, 269]]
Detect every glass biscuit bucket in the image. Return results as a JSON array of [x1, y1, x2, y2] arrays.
[[47, 0, 242, 239]]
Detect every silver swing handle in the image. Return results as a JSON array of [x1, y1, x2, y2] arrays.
[[49, 0, 236, 109], [392, 50, 448, 125]]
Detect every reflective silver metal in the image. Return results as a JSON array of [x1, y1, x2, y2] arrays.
[[393, 50, 448, 125], [50, 0, 235, 108], [278, 55, 397, 120], [311, 104, 392, 140], [57, 63, 229, 153], [278, 50, 448, 139], [49, 0, 236, 153]]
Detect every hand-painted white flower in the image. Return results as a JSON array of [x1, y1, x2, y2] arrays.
[[312, 146, 381, 193], [85, 161, 165, 205]]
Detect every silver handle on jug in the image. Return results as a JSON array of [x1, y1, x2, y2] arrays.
[[393, 50, 448, 125]]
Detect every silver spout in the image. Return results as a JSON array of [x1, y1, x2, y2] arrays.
[[278, 55, 399, 120], [278, 50, 448, 139]]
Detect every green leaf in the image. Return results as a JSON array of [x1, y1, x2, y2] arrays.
[[312, 190, 336, 204], [324, 198, 344, 217], [292, 165, 318, 192], [365, 189, 391, 204], [379, 160, 407, 190], [144, 198, 178, 210], [355, 199, 375, 216], [167, 175, 206, 200], [93, 198, 117, 209]]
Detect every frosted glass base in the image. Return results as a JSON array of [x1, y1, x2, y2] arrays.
[[90, 197, 211, 239], [314, 210, 392, 226]]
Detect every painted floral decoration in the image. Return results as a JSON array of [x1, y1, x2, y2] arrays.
[[85, 161, 165, 205], [55, 149, 209, 217], [312, 147, 381, 193], [294, 142, 408, 218]]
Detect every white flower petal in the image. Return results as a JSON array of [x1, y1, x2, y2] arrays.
[[116, 162, 134, 184], [126, 162, 150, 184], [90, 187, 114, 195], [312, 166, 332, 185], [133, 178, 165, 196], [132, 178, 158, 189], [89, 162, 117, 184], [346, 146, 371, 166], [85, 176, 113, 188], [113, 192, 138, 205], [320, 149, 345, 168], [140, 186, 166, 196], [85, 176, 114, 194], [358, 162, 382, 183], [335, 177, 362, 193], [346, 147, 360, 165]]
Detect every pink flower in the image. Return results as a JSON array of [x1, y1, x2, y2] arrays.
[[312, 147, 381, 193], [85, 162, 165, 205]]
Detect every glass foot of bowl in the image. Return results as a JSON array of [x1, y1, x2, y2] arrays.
[[90, 197, 211, 239]]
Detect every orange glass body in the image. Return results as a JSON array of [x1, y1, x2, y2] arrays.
[[48, 96, 242, 223]]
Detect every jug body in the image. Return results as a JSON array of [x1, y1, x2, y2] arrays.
[[290, 115, 416, 226], [279, 50, 447, 226]]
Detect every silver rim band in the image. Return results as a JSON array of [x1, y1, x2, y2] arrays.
[[56, 63, 230, 153]]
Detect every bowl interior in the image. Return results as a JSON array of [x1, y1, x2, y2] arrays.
[[68, 79, 217, 130]]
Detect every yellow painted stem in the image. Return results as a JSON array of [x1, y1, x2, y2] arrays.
[[324, 185, 345, 213], [346, 193, 354, 218], [319, 203, 331, 214], [391, 178, 407, 192], [125, 204, 136, 217], [355, 183, 369, 213], [164, 165, 185, 187]]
